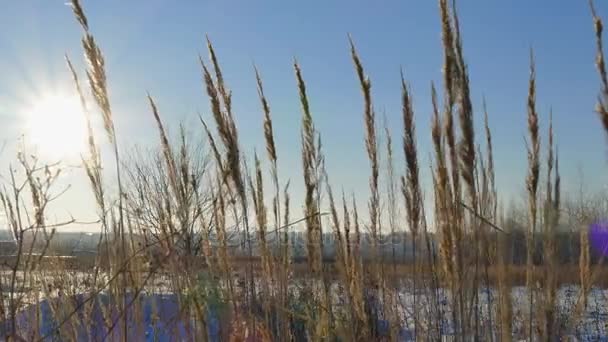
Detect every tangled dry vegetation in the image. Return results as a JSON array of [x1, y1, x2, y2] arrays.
[[2, 0, 608, 341]]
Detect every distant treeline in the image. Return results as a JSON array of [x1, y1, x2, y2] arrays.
[[3, 228, 604, 265]]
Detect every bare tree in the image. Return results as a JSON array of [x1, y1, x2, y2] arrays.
[[123, 125, 213, 263]]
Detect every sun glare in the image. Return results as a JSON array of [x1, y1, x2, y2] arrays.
[[24, 93, 88, 161]]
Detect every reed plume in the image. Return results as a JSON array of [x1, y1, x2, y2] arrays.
[[294, 60, 322, 276], [69, 0, 114, 144], [525, 50, 541, 340], [541, 111, 558, 340], [401, 70, 422, 334], [349, 38, 380, 277], [591, 0, 608, 136]]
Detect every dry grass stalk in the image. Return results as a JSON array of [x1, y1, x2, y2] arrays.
[[483, 99, 496, 216], [294, 61, 322, 277], [453, 36, 476, 214], [147, 96, 182, 206], [383, 117, 401, 340], [199, 50, 244, 203], [349, 44, 389, 333], [401, 70, 422, 334], [525, 50, 541, 340], [431, 82, 453, 282], [66, 57, 100, 173], [401, 72, 422, 240], [591, 0, 608, 136], [482, 99, 511, 340], [326, 177, 366, 340], [200, 118, 225, 177], [251, 153, 272, 289], [63, 54, 116, 332], [579, 209, 591, 310], [350, 195, 363, 270], [69, 1, 132, 337], [69, 0, 114, 144], [206, 37, 232, 114], [66, 57, 107, 267], [449, 0, 476, 180], [293, 60, 332, 339], [281, 182, 291, 324], [201, 41, 259, 321], [341, 192, 352, 272], [352, 194, 362, 259], [539, 111, 558, 340], [212, 183, 235, 306], [325, 179, 347, 278], [248, 153, 274, 334], [282, 182, 291, 274], [449, 2, 483, 335], [254, 67, 277, 164], [439, 0, 461, 206], [431, 79, 464, 339], [384, 119, 397, 275], [345, 195, 368, 339], [475, 131, 494, 339], [438, 4, 469, 335], [496, 211, 512, 341], [254, 66, 292, 339], [254, 67, 281, 246], [586, 0, 606, 312], [349, 38, 381, 285]]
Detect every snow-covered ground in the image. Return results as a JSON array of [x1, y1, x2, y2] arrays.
[[1, 271, 608, 341], [387, 285, 608, 341]]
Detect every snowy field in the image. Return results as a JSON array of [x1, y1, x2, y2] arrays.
[[1, 271, 608, 341]]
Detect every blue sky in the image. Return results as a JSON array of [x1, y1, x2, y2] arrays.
[[0, 0, 606, 230]]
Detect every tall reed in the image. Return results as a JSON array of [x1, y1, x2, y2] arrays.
[[525, 50, 541, 340]]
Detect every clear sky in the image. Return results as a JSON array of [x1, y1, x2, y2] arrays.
[[0, 0, 607, 231]]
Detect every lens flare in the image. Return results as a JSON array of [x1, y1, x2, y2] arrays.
[[589, 221, 608, 256]]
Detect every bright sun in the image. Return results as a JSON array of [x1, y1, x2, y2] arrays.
[[24, 93, 88, 161]]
